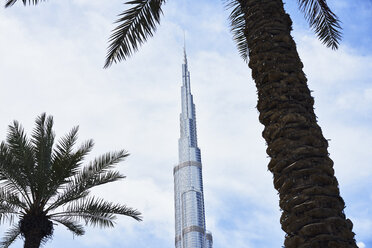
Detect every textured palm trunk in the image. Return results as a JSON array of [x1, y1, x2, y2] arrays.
[[240, 0, 357, 247], [23, 230, 43, 248], [21, 213, 52, 248]]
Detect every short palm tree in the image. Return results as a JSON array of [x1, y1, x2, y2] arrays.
[[0, 114, 142, 248]]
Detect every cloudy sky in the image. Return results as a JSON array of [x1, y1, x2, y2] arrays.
[[0, 0, 371, 247]]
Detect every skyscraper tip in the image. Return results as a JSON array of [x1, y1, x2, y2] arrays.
[[183, 31, 187, 65]]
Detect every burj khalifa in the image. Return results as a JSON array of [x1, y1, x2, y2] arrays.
[[173, 48, 213, 248]]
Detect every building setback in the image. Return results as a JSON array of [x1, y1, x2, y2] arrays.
[[173, 48, 213, 248]]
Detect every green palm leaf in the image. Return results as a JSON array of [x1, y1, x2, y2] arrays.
[[29, 114, 55, 205], [46, 150, 127, 211], [51, 196, 142, 228], [51, 217, 85, 236], [1, 125, 34, 205], [5, 121, 35, 176], [0, 225, 21, 248], [32, 113, 54, 171], [104, 0, 166, 68], [43, 139, 95, 206], [51, 138, 94, 182], [297, 0, 342, 49], [5, 0, 46, 7], [225, 0, 248, 62], [0, 188, 28, 211], [0, 203, 18, 224], [53, 126, 79, 160]]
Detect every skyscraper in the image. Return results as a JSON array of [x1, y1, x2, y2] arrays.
[[173, 48, 213, 248]]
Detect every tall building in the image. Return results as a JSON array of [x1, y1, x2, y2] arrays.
[[173, 48, 213, 248]]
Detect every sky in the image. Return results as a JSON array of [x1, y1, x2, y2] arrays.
[[0, 0, 371, 247]]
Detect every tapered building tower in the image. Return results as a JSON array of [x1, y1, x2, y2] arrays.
[[173, 48, 213, 248]]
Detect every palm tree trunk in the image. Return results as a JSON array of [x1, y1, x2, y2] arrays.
[[240, 0, 357, 247], [23, 230, 43, 248]]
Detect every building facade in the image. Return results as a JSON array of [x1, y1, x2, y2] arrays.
[[173, 49, 213, 248]]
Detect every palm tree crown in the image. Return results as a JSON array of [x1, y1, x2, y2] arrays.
[[0, 114, 142, 248]]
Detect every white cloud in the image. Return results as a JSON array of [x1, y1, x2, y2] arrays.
[[358, 242, 366, 248]]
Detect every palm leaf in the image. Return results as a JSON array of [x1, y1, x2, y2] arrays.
[[104, 0, 166, 68], [1, 124, 34, 205], [53, 126, 79, 160], [50, 196, 142, 228], [0, 174, 32, 208], [32, 113, 54, 172], [225, 0, 248, 62], [5, 0, 46, 7], [51, 217, 85, 236], [0, 203, 18, 224], [0, 225, 21, 248], [0, 188, 27, 210], [0, 179, 30, 207], [5, 121, 35, 171], [52, 137, 94, 178], [297, 0, 342, 49], [46, 150, 127, 211], [0, 212, 17, 226], [43, 139, 94, 206], [27, 114, 55, 206]]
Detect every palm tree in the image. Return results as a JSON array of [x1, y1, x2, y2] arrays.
[[0, 114, 142, 248], [99, 0, 356, 247], [4, 0, 358, 247]]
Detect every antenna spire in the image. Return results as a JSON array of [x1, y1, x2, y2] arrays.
[[183, 31, 187, 65]]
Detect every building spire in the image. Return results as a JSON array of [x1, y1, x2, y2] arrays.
[[183, 31, 188, 66]]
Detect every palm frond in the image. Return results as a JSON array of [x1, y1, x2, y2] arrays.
[[0, 189, 26, 224], [21, 114, 55, 206], [53, 126, 79, 160], [46, 150, 127, 211], [83, 150, 129, 176], [0, 188, 27, 210], [50, 197, 142, 228], [0, 204, 18, 224], [5, 0, 46, 7], [0, 179, 31, 208], [52, 138, 94, 178], [1, 127, 34, 206], [32, 113, 54, 171], [44, 137, 94, 204], [104, 0, 166, 68], [225, 0, 248, 62], [0, 225, 21, 248], [297, 0, 342, 49], [0, 171, 32, 206], [6, 121, 35, 168], [51, 217, 85, 236]]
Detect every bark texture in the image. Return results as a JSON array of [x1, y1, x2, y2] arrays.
[[20, 213, 53, 248], [23, 230, 43, 248], [240, 0, 357, 247]]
